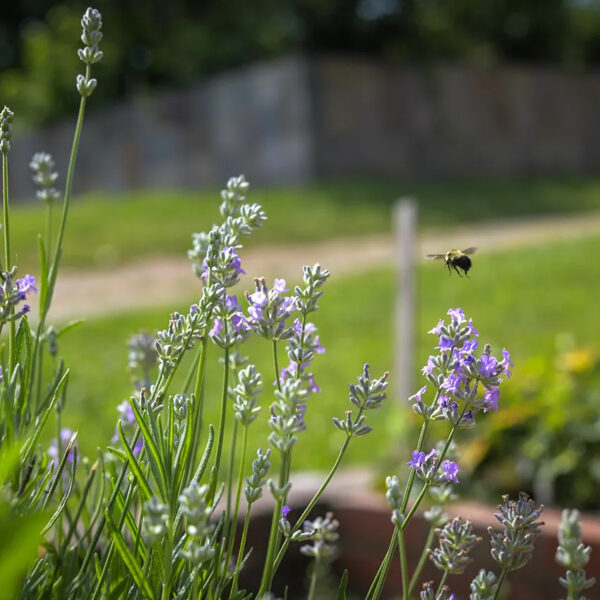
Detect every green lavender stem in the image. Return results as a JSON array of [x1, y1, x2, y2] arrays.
[[225, 423, 248, 579], [492, 570, 506, 600], [230, 505, 252, 598], [398, 527, 409, 600], [29, 66, 90, 404], [435, 570, 449, 596], [307, 559, 321, 600], [211, 346, 230, 497], [369, 403, 465, 600], [258, 448, 289, 595], [273, 340, 281, 392], [366, 419, 430, 599], [407, 523, 436, 598], [1, 152, 7, 274], [2, 151, 16, 372], [272, 429, 355, 574]]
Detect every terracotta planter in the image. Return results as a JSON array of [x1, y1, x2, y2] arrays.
[[236, 470, 600, 599]]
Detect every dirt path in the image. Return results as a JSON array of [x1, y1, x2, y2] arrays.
[[44, 210, 600, 322]]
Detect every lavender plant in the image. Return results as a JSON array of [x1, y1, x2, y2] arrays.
[[0, 7, 597, 600]]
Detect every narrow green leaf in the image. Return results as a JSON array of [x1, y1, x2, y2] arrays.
[[56, 319, 86, 338], [20, 368, 69, 464], [37, 234, 48, 313], [130, 399, 168, 500], [173, 396, 195, 494], [105, 510, 154, 599], [116, 422, 152, 501], [337, 569, 349, 600], [42, 431, 77, 509], [193, 424, 215, 484], [42, 447, 78, 534]]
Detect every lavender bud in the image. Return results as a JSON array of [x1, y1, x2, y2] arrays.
[[76, 75, 97, 97], [245, 448, 271, 504], [556, 509, 596, 596], [0, 106, 14, 153], [78, 7, 103, 65], [294, 263, 330, 314], [143, 496, 169, 543], [489, 493, 544, 572], [30, 152, 61, 204], [348, 364, 389, 410], [420, 581, 455, 600], [45, 325, 58, 357], [431, 517, 481, 574], [385, 475, 403, 511], [469, 569, 498, 600], [179, 482, 214, 539], [268, 479, 291, 501], [180, 539, 215, 565], [424, 505, 450, 527], [233, 364, 263, 426], [219, 175, 250, 218], [299, 512, 339, 561]]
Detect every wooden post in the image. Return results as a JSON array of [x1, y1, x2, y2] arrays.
[[394, 198, 417, 404]]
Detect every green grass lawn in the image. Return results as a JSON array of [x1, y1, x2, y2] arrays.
[[54, 232, 600, 474], [11, 177, 600, 273]]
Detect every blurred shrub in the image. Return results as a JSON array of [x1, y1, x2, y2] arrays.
[[4, 0, 600, 126], [464, 339, 600, 510]]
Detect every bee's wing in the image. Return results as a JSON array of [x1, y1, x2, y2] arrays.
[[426, 254, 445, 260], [461, 247, 477, 255]]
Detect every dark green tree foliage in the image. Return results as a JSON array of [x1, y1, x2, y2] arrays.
[[2, 0, 600, 125]]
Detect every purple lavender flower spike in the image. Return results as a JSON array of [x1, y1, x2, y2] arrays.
[[209, 318, 223, 337], [467, 318, 480, 337], [231, 313, 247, 333], [409, 385, 427, 404], [441, 459, 460, 483], [479, 354, 498, 378], [441, 373, 463, 394], [17, 274, 37, 295], [249, 289, 267, 307], [428, 319, 444, 335], [225, 295, 240, 310], [447, 308, 466, 324], [501, 348, 514, 377], [273, 278, 288, 294], [407, 450, 426, 469], [226, 248, 245, 275], [483, 388, 499, 411], [438, 335, 454, 350], [421, 355, 436, 375], [281, 505, 291, 517]]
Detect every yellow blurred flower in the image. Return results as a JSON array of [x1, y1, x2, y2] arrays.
[[560, 348, 596, 374]]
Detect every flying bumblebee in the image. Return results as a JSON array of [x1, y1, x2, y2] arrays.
[[426, 247, 477, 277]]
